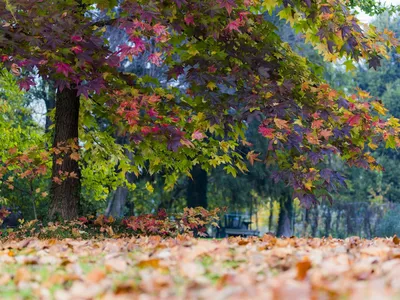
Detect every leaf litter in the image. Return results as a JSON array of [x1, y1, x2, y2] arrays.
[[0, 235, 400, 299]]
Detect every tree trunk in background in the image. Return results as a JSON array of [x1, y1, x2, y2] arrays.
[[311, 205, 319, 237], [268, 197, 273, 232], [276, 194, 293, 237], [49, 88, 80, 220], [106, 146, 135, 218], [187, 165, 208, 208], [346, 205, 354, 236], [335, 209, 341, 237], [106, 186, 129, 217], [324, 206, 332, 237], [303, 208, 310, 236]]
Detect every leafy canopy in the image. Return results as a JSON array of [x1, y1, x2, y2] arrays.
[[1, 0, 400, 207]]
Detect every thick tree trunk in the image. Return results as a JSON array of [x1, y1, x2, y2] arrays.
[[187, 165, 208, 208], [276, 194, 293, 237], [49, 87, 80, 220]]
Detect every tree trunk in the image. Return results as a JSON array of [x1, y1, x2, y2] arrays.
[[268, 197, 273, 232], [276, 194, 293, 237], [187, 165, 208, 208], [105, 140, 135, 218], [303, 207, 310, 237], [324, 205, 332, 237], [311, 205, 319, 237], [49, 87, 80, 220]]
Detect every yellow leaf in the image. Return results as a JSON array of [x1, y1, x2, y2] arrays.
[[262, 0, 278, 14], [304, 181, 313, 191], [368, 142, 378, 150], [207, 82, 217, 91], [145, 182, 154, 193], [371, 101, 388, 115]]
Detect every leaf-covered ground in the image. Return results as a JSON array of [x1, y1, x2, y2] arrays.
[[1, 235, 400, 299]]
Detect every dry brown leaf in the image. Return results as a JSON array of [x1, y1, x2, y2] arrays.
[[86, 269, 106, 283], [296, 258, 312, 281], [137, 258, 161, 268]]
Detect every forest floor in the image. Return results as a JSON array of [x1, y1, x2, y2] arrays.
[[0, 235, 399, 299]]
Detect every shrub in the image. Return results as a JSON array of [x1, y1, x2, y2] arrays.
[[0, 207, 222, 240]]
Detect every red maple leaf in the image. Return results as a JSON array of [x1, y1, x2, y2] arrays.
[[71, 35, 83, 42], [54, 62, 74, 77], [148, 52, 163, 66], [258, 126, 275, 138], [217, 0, 236, 15], [348, 114, 361, 126], [184, 14, 195, 25], [311, 119, 324, 129], [71, 45, 83, 54], [226, 19, 241, 33]]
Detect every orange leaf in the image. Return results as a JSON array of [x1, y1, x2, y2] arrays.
[[296, 258, 311, 281], [274, 118, 289, 130], [247, 151, 261, 166]]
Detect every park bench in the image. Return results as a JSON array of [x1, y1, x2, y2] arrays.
[[216, 213, 260, 238]]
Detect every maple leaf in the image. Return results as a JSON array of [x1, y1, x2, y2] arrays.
[[226, 19, 242, 33], [192, 130, 205, 140], [246, 151, 261, 166], [184, 14, 195, 25], [274, 118, 290, 130], [70, 152, 80, 161], [306, 133, 320, 145], [206, 82, 217, 90], [18, 77, 35, 91], [71, 45, 83, 54], [347, 114, 361, 127], [71, 35, 83, 42], [311, 119, 324, 129], [217, 0, 236, 15], [258, 126, 275, 138], [53, 177, 62, 185], [148, 52, 163, 66], [54, 62, 74, 77], [208, 65, 217, 73], [319, 129, 333, 140]]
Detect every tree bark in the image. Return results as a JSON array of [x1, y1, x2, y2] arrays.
[[49, 87, 80, 220], [106, 186, 129, 218], [311, 205, 319, 237], [268, 197, 274, 232], [276, 194, 293, 237], [187, 165, 208, 208], [105, 138, 136, 218], [303, 207, 310, 237], [324, 205, 332, 237]]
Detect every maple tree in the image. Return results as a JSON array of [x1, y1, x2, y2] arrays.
[[1, 0, 400, 220]]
